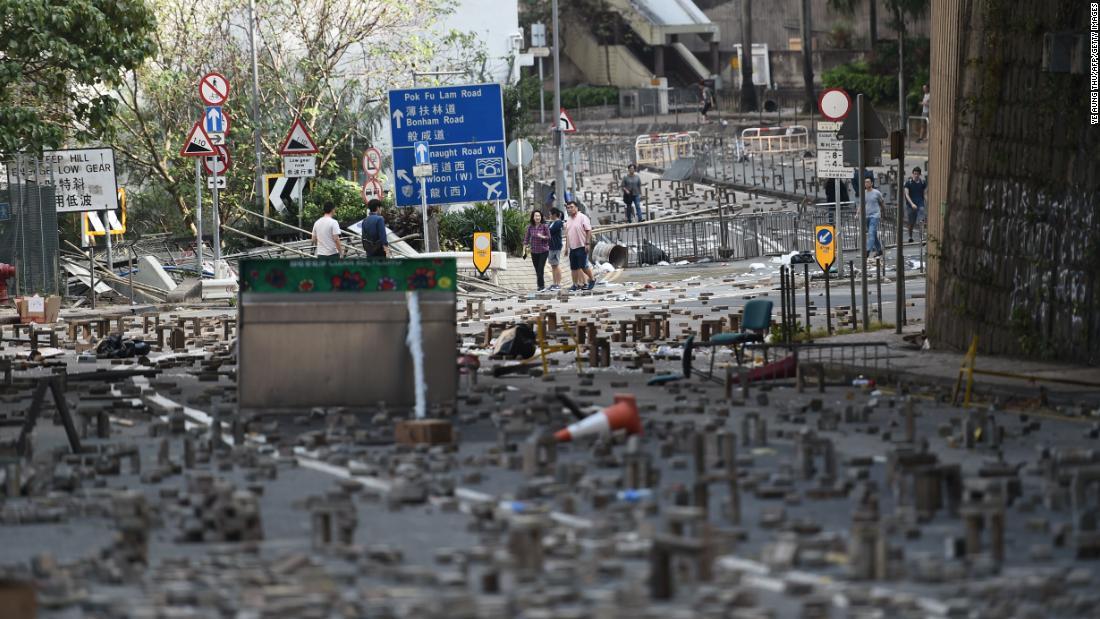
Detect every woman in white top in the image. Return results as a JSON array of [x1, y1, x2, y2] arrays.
[[918, 85, 930, 142]]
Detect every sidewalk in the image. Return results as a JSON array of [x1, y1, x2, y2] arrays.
[[815, 325, 1100, 407]]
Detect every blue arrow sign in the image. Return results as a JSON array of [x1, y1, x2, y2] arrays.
[[817, 228, 833, 245], [204, 106, 226, 133], [414, 141, 430, 165], [388, 83, 509, 207]]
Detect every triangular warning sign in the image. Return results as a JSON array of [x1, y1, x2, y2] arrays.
[[836, 101, 888, 141], [558, 108, 577, 134], [180, 121, 217, 157], [279, 117, 319, 155]]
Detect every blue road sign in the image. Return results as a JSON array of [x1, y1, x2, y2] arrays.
[[0, 202, 9, 222], [388, 83, 509, 207], [204, 106, 227, 133], [817, 228, 833, 246], [414, 141, 430, 165]]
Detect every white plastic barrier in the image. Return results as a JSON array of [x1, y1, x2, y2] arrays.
[[740, 126, 810, 154], [634, 131, 700, 168]]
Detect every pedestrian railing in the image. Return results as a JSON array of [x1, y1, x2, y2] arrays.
[[596, 204, 912, 269]]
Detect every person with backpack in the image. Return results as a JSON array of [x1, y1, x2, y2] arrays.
[[361, 199, 389, 258]]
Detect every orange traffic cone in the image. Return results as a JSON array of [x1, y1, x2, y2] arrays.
[[554, 394, 641, 442]]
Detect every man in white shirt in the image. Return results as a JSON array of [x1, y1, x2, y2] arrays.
[[311, 202, 343, 258]]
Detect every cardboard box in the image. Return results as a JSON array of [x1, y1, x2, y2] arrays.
[[16, 295, 60, 324]]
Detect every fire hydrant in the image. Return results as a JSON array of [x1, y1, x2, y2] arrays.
[[0, 263, 15, 304]]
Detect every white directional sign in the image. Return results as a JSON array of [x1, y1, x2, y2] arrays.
[[283, 155, 316, 178], [266, 175, 302, 213], [36, 148, 120, 213], [207, 176, 227, 189], [815, 120, 850, 179]]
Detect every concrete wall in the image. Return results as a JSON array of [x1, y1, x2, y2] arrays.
[[562, 17, 655, 88], [927, 0, 1100, 363], [690, 0, 930, 53], [723, 49, 863, 89]]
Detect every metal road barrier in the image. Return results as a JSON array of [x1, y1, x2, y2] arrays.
[[739, 126, 811, 155], [596, 205, 908, 268]]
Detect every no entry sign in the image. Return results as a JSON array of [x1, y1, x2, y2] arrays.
[[817, 88, 851, 121]]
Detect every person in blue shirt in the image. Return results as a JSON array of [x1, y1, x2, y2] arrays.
[[903, 166, 927, 242], [863, 177, 885, 258], [361, 199, 389, 258], [546, 208, 565, 290]]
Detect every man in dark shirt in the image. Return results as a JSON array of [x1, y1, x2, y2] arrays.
[[621, 164, 644, 222], [546, 208, 565, 290], [903, 167, 927, 242], [361, 199, 389, 258]]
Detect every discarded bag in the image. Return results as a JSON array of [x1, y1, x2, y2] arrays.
[[96, 335, 152, 359], [639, 240, 669, 265], [491, 323, 537, 359]]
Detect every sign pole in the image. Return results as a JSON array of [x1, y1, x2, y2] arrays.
[[247, 0, 266, 241], [420, 177, 429, 252], [195, 159, 203, 277], [857, 94, 869, 330], [103, 207, 113, 279], [518, 154, 525, 215], [496, 201, 503, 252], [834, 178, 843, 276], [538, 57, 546, 125], [896, 136, 906, 333], [89, 242, 96, 310], [551, 0, 566, 205], [212, 164, 222, 277]]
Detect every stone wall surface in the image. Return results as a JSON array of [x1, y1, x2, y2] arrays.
[[928, 0, 1100, 364]]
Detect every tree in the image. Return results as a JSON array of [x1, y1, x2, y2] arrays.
[[800, 0, 814, 114], [739, 0, 757, 112], [104, 0, 482, 241], [0, 0, 156, 154], [885, 0, 929, 132]]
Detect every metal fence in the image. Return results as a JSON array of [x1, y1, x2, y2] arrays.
[[596, 204, 908, 268], [0, 158, 60, 295], [532, 131, 917, 208]]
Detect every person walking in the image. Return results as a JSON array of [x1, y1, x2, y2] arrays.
[[524, 210, 551, 291], [918, 85, 930, 142], [863, 177, 885, 259], [361, 199, 389, 258], [621, 164, 644, 222], [698, 80, 714, 123], [903, 166, 927, 242], [564, 201, 595, 291], [311, 201, 343, 258], [546, 208, 565, 290]]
